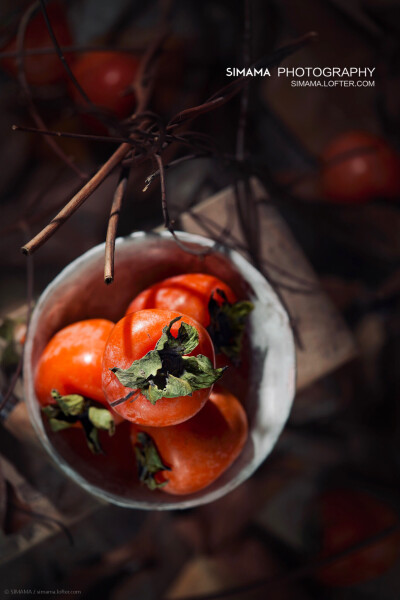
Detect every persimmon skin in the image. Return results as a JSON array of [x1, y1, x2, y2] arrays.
[[69, 52, 140, 119], [125, 273, 237, 329], [102, 310, 216, 427], [35, 318, 115, 410], [321, 131, 400, 204], [131, 386, 248, 495]]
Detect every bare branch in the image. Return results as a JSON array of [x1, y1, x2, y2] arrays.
[[167, 98, 227, 129], [21, 142, 131, 255], [104, 168, 129, 284], [21, 25, 169, 256], [155, 154, 210, 256], [132, 30, 169, 113], [38, 0, 93, 106], [20, 28, 316, 260], [143, 153, 210, 191], [16, 1, 86, 180], [12, 123, 139, 147], [168, 31, 317, 131]]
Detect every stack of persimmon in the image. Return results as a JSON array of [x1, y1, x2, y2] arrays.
[[35, 273, 252, 495]]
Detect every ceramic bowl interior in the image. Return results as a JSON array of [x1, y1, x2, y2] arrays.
[[24, 231, 296, 509]]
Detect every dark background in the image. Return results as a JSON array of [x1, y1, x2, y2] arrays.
[[0, 0, 400, 598]]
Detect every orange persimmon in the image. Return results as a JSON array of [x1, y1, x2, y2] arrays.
[[102, 310, 224, 427], [131, 386, 248, 495]]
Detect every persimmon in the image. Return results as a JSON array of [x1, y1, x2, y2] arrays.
[[35, 319, 121, 452], [125, 273, 253, 364], [35, 319, 114, 408], [102, 310, 225, 427], [130, 386, 248, 495], [126, 273, 236, 327], [68, 51, 140, 119], [321, 131, 400, 204]]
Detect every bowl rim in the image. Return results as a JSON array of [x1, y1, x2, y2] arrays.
[[24, 230, 296, 510]]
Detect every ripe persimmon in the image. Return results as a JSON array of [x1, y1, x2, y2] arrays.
[[125, 273, 253, 364], [35, 319, 121, 452], [321, 131, 400, 204], [102, 310, 224, 427], [125, 273, 236, 327], [35, 318, 114, 408], [131, 386, 248, 495], [68, 51, 140, 119]]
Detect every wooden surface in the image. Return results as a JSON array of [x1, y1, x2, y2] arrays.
[[181, 178, 356, 390]]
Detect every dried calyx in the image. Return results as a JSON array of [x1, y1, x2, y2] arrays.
[[42, 390, 115, 454], [111, 316, 225, 406], [207, 289, 254, 363], [134, 432, 170, 491]]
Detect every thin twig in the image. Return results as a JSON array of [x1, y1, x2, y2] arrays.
[[12, 123, 142, 147], [155, 153, 171, 230], [102, 29, 170, 280], [21, 30, 316, 258], [38, 0, 126, 134], [143, 153, 211, 191], [169, 131, 220, 155], [21, 142, 131, 255], [16, 1, 86, 180], [167, 32, 317, 132], [133, 30, 169, 113], [234, 181, 262, 270], [38, 0, 92, 106], [186, 202, 242, 262], [21, 29, 169, 256], [104, 167, 129, 284], [155, 154, 210, 256], [189, 210, 316, 293]]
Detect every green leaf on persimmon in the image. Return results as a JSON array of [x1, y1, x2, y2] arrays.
[[48, 418, 74, 432], [155, 317, 199, 355], [42, 389, 115, 455], [111, 350, 162, 388], [88, 406, 116, 435], [207, 289, 253, 363], [112, 317, 225, 405], [134, 432, 170, 490], [51, 389, 85, 416]]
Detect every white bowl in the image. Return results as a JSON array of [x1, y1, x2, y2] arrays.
[[24, 231, 296, 509]]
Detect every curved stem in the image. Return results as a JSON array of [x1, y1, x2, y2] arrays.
[[16, 2, 86, 180], [104, 167, 129, 284]]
